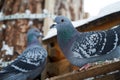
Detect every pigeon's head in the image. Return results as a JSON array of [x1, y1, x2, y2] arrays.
[[54, 16, 70, 24], [50, 16, 72, 30], [27, 28, 43, 38]]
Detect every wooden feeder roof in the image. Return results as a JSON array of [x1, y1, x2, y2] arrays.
[[43, 1, 120, 44]]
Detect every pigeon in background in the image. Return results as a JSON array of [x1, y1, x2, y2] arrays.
[[0, 28, 47, 80], [51, 16, 120, 69]]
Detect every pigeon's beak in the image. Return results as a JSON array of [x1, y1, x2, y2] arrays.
[[50, 23, 57, 29]]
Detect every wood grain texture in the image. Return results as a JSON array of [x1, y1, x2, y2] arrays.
[[48, 61, 120, 80]]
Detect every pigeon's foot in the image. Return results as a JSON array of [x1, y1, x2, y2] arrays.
[[72, 63, 91, 72], [79, 63, 91, 71]]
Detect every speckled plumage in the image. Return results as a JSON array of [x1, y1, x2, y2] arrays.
[[0, 28, 47, 80], [53, 16, 120, 67]]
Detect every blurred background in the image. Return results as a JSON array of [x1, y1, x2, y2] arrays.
[[0, 0, 120, 80]]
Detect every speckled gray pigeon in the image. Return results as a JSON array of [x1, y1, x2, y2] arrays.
[[0, 28, 47, 80], [51, 16, 120, 68]]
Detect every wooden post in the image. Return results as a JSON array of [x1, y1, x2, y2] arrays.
[[43, 0, 55, 36]]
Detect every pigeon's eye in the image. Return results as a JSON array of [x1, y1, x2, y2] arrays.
[[61, 19, 64, 22]]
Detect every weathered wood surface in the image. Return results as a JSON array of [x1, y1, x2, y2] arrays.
[[46, 59, 73, 77], [43, 0, 55, 36], [95, 71, 120, 80], [78, 12, 120, 32], [47, 61, 120, 80]]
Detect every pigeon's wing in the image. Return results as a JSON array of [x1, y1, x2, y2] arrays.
[[1, 46, 47, 74], [71, 28, 120, 58]]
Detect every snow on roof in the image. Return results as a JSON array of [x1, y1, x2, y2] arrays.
[[99, 1, 120, 16], [43, 1, 120, 41]]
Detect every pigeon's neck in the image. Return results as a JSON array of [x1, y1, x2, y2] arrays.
[[57, 25, 78, 48], [27, 35, 40, 46]]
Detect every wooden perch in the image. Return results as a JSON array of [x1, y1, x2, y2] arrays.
[[47, 61, 120, 80]]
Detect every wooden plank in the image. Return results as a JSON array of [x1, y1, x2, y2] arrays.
[[95, 71, 120, 80], [77, 12, 120, 32], [43, 0, 55, 36], [48, 61, 120, 80]]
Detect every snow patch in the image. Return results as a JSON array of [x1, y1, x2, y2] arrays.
[[2, 24, 6, 29], [43, 9, 48, 14], [99, 1, 120, 16], [0, 12, 3, 18], [25, 9, 31, 14], [28, 20, 33, 26], [0, 59, 13, 68], [1, 41, 14, 55], [43, 28, 57, 40]]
